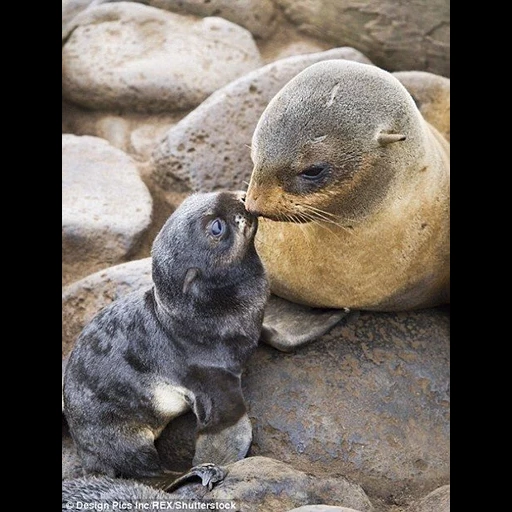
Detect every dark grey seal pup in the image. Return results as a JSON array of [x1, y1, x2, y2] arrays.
[[63, 191, 269, 487]]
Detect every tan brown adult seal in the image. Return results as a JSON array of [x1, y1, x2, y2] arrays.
[[246, 60, 449, 319]]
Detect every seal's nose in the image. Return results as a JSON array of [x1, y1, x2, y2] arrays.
[[244, 193, 261, 216]]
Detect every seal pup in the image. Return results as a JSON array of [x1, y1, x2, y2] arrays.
[[63, 191, 269, 487], [246, 60, 449, 350]]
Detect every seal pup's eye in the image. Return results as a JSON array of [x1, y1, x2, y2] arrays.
[[209, 218, 226, 238], [299, 163, 330, 181]]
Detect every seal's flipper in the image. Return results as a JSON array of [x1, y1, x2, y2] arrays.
[[261, 294, 349, 352], [163, 463, 225, 492]]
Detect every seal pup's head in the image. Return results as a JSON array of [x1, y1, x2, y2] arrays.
[[151, 191, 264, 305], [246, 60, 431, 223]]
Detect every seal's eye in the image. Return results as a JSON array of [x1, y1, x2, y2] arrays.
[[300, 163, 329, 181], [209, 218, 226, 238]]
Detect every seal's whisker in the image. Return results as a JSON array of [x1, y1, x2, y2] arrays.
[[299, 205, 354, 235]]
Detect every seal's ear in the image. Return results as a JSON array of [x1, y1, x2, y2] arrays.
[[377, 132, 406, 145], [183, 268, 201, 294]]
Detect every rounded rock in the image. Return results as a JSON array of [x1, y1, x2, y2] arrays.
[[273, 0, 450, 77], [62, 2, 262, 113], [406, 485, 450, 512], [244, 307, 450, 503], [62, 135, 152, 285], [287, 507, 364, 512], [147, 0, 278, 39], [172, 457, 373, 512]]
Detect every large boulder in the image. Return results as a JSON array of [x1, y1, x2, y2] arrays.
[[62, 135, 152, 285], [244, 307, 450, 504], [172, 457, 374, 512], [62, 2, 262, 113], [151, 47, 372, 200], [273, 0, 450, 77]]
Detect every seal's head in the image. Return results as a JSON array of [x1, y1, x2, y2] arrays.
[[246, 60, 429, 222], [151, 191, 262, 301]]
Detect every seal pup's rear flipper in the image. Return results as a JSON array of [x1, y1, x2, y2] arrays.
[[261, 294, 350, 352], [140, 463, 225, 492]]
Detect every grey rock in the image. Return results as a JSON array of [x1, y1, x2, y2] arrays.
[[393, 71, 450, 142], [151, 47, 372, 198], [406, 485, 450, 512], [62, 101, 185, 161], [62, 135, 152, 285], [168, 456, 373, 512], [244, 307, 450, 504], [62, 0, 110, 38], [62, 2, 262, 113], [147, 0, 278, 39], [62, 258, 152, 358], [274, 0, 450, 77], [287, 507, 364, 512], [62, 0, 278, 40]]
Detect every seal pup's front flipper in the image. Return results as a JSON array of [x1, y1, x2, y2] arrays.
[[261, 294, 350, 352]]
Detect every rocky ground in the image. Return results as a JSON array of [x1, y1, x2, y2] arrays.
[[62, 1, 450, 511]]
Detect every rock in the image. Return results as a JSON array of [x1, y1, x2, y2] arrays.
[[62, 135, 152, 285], [62, 0, 278, 41], [62, 258, 152, 358], [170, 457, 374, 512], [406, 485, 450, 512], [287, 507, 364, 512], [151, 47, 372, 198], [62, 101, 185, 161], [244, 308, 450, 505], [62, 3, 262, 113], [268, 40, 335, 62], [393, 71, 450, 142], [62, 0, 107, 38], [273, 0, 450, 77], [147, 0, 278, 39]]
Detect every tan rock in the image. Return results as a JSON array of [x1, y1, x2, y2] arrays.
[[274, 0, 450, 77], [62, 3, 262, 112]]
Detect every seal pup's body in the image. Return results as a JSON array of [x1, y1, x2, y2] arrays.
[[63, 192, 269, 480], [246, 60, 449, 314]]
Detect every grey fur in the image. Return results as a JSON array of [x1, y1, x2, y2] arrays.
[[63, 191, 269, 479]]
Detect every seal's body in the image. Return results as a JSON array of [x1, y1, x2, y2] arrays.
[[63, 192, 269, 479], [246, 60, 449, 312]]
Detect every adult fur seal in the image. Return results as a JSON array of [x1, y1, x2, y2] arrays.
[[63, 191, 269, 485], [246, 60, 449, 321]]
